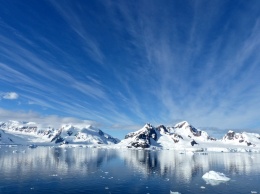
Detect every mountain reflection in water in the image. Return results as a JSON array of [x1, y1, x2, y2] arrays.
[[0, 146, 259, 194]]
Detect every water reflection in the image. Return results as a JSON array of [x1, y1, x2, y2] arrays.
[[0, 147, 117, 178], [1, 146, 260, 185], [118, 150, 260, 184]]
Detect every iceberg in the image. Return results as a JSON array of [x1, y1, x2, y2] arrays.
[[170, 191, 181, 194], [202, 171, 230, 186]]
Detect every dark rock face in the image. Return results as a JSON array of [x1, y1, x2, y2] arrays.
[[189, 126, 201, 137], [125, 124, 160, 148], [51, 129, 62, 143], [156, 125, 169, 134], [106, 136, 119, 144], [245, 141, 255, 147], [148, 128, 157, 141], [67, 131, 73, 136], [178, 134, 183, 139], [20, 126, 38, 133], [138, 133, 147, 140], [246, 142, 252, 146], [191, 140, 198, 146], [208, 137, 216, 141], [171, 134, 183, 143], [54, 136, 64, 144], [131, 141, 150, 148], [98, 130, 104, 136], [225, 131, 235, 140], [177, 122, 186, 128], [135, 125, 158, 147]]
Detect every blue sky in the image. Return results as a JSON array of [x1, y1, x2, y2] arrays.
[[0, 0, 260, 139]]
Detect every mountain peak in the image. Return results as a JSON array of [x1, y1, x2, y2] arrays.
[[144, 123, 153, 129], [156, 125, 169, 134], [174, 121, 190, 128]]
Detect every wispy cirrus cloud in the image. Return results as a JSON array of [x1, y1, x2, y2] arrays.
[[0, 1, 259, 139], [100, 1, 260, 130], [49, 0, 105, 65], [0, 23, 132, 128]]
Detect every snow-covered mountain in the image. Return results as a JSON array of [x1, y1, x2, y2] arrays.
[[116, 121, 260, 151], [0, 120, 119, 145], [222, 130, 260, 147], [118, 121, 216, 149], [1, 120, 259, 151]]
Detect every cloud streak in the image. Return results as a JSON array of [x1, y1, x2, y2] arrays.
[[49, 0, 105, 65]]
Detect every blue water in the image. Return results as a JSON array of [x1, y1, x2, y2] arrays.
[[0, 146, 259, 194]]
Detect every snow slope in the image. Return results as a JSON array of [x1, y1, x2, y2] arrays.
[[0, 120, 119, 146]]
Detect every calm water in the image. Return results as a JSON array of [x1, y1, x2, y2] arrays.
[[0, 146, 259, 194]]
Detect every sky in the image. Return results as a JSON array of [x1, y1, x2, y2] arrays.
[[0, 0, 260, 139]]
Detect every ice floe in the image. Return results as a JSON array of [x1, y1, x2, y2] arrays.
[[170, 191, 181, 194], [202, 171, 230, 185]]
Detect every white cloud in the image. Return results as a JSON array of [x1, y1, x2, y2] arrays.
[[1, 92, 19, 100], [0, 108, 97, 129]]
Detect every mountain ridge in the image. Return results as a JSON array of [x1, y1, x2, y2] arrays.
[[1, 120, 259, 152], [0, 120, 119, 145], [116, 121, 260, 150]]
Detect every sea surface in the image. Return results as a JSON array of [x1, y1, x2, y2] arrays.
[[0, 146, 259, 194]]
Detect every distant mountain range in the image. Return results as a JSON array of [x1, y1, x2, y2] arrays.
[[1, 120, 259, 151], [0, 120, 119, 145]]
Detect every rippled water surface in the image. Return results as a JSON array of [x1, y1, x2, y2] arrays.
[[0, 146, 260, 194]]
